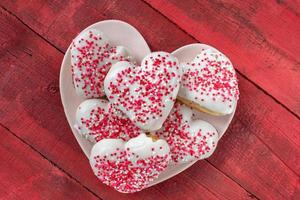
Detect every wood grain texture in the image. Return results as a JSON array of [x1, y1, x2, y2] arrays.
[[0, 0, 299, 199], [144, 0, 300, 117], [0, 5, 254, 200], [2, 0, 299, 175], [0, 126, 98, 200]]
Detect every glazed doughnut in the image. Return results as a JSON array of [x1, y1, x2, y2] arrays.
[[157, 102, 219, 164], [104, 52, 182, 131], [71, 29, 133, 98], [75, 99, 142, 143], [89, 133, 170, 193], [178, 47, 239, 115]]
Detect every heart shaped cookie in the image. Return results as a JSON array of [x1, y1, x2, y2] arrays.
[[75, 99, 142, 143], [157, 102, 219, 164], [71, 29, 133, 98], [89, 134, 170, 193], [177, 46, 239, 115], [104, 52, 182, 131]]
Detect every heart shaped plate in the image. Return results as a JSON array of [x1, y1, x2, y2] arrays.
[[60, 20, 236, 188]]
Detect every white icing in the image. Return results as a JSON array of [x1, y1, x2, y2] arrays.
[[125, 134, 170, 161], [90, 139, 125, 162]]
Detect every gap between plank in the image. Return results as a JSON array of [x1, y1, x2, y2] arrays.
[[206, 160, 260, 200], [0, 4, 296, 199], [0, 123, 103, 200], [141, 0, 300, 121]]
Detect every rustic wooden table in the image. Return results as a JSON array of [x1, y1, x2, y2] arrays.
[[0, 0, 299, 199]]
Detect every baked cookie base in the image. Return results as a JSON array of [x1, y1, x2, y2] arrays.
[[177, 96, 224, 116]]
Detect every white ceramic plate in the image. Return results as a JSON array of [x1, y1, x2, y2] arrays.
[[60, 21, 236, 188]]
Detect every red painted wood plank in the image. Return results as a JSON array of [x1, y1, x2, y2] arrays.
[[0, 126, 98, 200], [0, 6, 253, 200], [0, 0, 299, 199], [2, 0, 299, 176], [143, 0, 300, 117]]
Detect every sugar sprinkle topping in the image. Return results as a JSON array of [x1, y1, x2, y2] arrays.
[[78, 100, 142, 142], [71, 29, 131, 97]]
